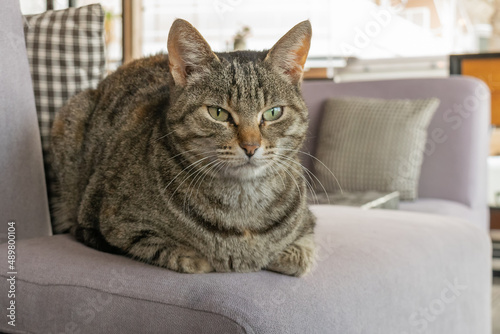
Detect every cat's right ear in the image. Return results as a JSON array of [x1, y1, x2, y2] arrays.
[[167, 19, 219, 87]]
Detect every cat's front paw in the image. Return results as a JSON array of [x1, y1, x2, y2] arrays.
[[168, 249, 214, 274], [266, 234, 316, 277]]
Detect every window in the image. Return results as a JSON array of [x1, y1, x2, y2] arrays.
[[139, 0, 480, 59], [20, 0, 122, 71], [20, 0, 500, 80]]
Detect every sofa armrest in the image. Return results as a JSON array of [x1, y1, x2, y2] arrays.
[[0, 0, 52, 241]]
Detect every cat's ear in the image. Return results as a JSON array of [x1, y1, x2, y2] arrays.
[[167, 19, 219, 86], [265, 20, 312, 85]]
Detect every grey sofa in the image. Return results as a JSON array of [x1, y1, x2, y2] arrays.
[[302, 78, 490, 228], [0, 1, 492, 334]]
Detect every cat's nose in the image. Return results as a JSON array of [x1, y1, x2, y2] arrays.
[[240, 142, 260, 157]]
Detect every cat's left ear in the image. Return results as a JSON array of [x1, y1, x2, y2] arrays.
[[167, 19, 219, 86], [265, 20, 312, 85]]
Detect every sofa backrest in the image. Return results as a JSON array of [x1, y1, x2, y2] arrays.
[[301, 77, 489, 225], [0, 0, 52, 241]]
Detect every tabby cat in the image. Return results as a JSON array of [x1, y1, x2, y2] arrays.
[[51, 19, 316, 276]]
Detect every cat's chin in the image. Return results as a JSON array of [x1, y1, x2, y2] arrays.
[[222, 163, 267, 180]]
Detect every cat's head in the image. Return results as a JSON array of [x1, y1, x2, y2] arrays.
[[165, 19, 311, 180]]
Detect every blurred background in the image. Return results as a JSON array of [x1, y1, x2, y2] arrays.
[[19, 0, 500, 79]]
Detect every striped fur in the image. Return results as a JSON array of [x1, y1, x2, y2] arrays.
[[51, 19, 316, 276]]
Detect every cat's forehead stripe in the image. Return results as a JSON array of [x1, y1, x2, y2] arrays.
[[228, 60, 266, 113]]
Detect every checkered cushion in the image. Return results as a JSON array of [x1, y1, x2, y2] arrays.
[[23, 4, 106, 215], [315, 97, 440, 201]]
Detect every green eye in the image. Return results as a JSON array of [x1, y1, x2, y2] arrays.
[[262, 107, 283, 121], [208, 106, 229, 122]]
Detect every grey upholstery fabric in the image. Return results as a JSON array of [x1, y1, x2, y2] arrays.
[[302, 78, 490, 228], [0, 0, 52, 241], [0, 206, 490, 334], [400, 198, 477, 222], [315, 97, 439, 200]]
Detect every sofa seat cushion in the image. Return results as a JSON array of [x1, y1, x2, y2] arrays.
[[0, 206, 490, 334], [400, 198, 476, 223]]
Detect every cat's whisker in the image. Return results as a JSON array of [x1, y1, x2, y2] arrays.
[[187, 160, 228, 214], [272, 159, 302, 197], [154, 129, 177, 142], [165, 154, 218, 201], [267, 161, 286, 189], [276, 147, 343, 194], [182, 149, 220, 163], [181, 162, 210, 212], [163, 156, 208, 194], [157, 148, 200, 167], [272, 153, 319, 199], [161, 149, 220, 189], [272, 156, 319, 205], [276, 159, 319, 203], [193, 161, 223, 196], [182, 160, 222, 213], [208, 161, 228, 189], [273, 160, 303, 197], [273, 153, 326, 205]]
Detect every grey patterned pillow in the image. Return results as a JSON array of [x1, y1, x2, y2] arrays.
[[23, 4, 106, 213], [315, 97, 440, 201]]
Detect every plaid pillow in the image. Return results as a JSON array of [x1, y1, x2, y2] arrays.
[[24, 4, 106, 216]]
